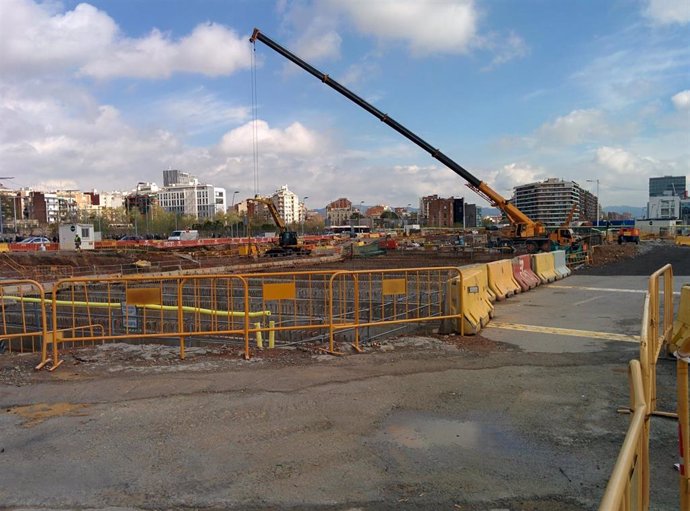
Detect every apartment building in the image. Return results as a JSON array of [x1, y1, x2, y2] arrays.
[[512, 178, 596, 227], [326, 198, 352, 226], [271, 185, 300, 225]]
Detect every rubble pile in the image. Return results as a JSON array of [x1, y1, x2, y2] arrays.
[[590, 244, 638, 267]]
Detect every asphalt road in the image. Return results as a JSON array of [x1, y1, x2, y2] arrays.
[[0, 242, 687, 510]]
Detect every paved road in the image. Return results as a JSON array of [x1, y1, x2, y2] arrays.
[[0, 270, 684, 510]]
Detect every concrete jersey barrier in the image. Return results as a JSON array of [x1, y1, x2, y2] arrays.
[[552, 250, 571, 279], [512, 255, 540, 292], [441, 265, 494, 335], [532, 252, 559, 284], [487, 259, 521, 301]]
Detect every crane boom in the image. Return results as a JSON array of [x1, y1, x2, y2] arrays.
[[249, 28, 545, 238]]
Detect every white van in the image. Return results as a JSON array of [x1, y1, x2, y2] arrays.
[[168, 230, 199, 241]]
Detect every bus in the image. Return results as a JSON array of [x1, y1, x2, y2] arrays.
[[327, 225, 371, 237]]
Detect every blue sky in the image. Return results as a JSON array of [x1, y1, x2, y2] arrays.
[[1, 0, 688, 210]]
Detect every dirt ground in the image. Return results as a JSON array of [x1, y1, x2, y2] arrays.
[[0, 241, 686, 510]]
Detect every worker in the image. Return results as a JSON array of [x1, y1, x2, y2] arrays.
[[74, 234, 81, 251]]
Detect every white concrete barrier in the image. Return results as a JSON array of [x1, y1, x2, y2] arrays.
[[552, 250, 571, 279]]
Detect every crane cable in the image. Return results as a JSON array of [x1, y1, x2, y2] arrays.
[[250, 39, 260, 196]]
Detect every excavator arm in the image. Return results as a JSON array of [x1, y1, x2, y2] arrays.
[[250, 28, 545, 239], [250, 196, 286, 232]]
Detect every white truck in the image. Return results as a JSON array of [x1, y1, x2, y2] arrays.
[[168, 230, 199, 241]]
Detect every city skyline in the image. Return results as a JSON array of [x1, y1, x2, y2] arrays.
[[1, 0, 688, 209]]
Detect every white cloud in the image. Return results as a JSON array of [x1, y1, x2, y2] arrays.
[[217, 120, 322, 156], [672, 90, 690, 110], [153, 88, 250, 135], [333, 0, 477, 55], [572, 37, 690, 109], [536, 109, 636, 146], [479, 31, 530, 71], [645, 0, 690, 24], [485, 163, 544, 197], [0, 0, 251, 79]]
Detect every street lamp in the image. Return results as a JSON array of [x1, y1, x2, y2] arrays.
[[587, 179, 600, 225]]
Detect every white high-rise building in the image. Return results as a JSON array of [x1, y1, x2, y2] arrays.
[[157, 171, 226, 220], [271, 185, 300, 225]]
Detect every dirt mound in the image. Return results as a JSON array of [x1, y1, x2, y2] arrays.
[[579, 241, 690, 276], [589, 243, 638, 267]]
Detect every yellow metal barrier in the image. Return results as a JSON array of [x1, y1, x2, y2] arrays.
[[327, 267, 464, 353], [0, 280, 48, 368], [44, 274, 254, 368], [639, 264, 673, 416], [238, 270, 346, 349], [532, 252, 558, 284], [673, 284, 690, 508], [486, 259, 521, 301], [599, 360, 648, 511]]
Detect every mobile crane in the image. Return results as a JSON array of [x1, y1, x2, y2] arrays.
[[249, 196, 311, 256], [250, 28, 553, 251]]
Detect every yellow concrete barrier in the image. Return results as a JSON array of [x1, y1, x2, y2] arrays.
[[532, 252, 558, 284], [486, 259, 521, 301], [676, 235, 690, 247], [446, 265, 494, 335]]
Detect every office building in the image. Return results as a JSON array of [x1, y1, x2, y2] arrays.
[[649, 176, 686, 198]]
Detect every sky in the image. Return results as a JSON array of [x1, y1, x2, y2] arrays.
[[1, 0, 689, 211]]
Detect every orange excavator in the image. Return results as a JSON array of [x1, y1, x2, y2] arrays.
[[250, 28, 556, 252]]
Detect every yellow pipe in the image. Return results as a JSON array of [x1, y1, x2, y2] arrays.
[[268, 320, 275, 349], [1, 296, 270, 318]]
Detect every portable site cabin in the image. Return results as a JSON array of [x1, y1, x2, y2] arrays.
[[59, 223, 95, 250]]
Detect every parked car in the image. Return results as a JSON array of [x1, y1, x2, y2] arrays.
[[18, 236, 51, 244], [119, 235, 144, 241]]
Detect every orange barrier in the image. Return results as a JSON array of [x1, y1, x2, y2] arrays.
[[673, 284, 690, 509], [511, 255, 540, 292], [328, 267, 465, 352], [532, 252, 558, 284], [601, 263, 677, 510], [43, 274, 253, 369], [486, 259, 521, 301], [598, 360, 648, 510], [0, 280, 48, 366], [675, 235, 690, 247]]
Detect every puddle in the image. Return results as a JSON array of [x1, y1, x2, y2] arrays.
[[377, 411, 528, 453], [7, 402, 90, 427]]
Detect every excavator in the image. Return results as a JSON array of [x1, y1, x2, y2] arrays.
[[549, 203, 581, 250], [249, 196, 311, 256], [249, 28, 562, 252]]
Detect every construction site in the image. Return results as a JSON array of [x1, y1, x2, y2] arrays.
[[1, 26, 689, 509], [0, 235, 689, 510]]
